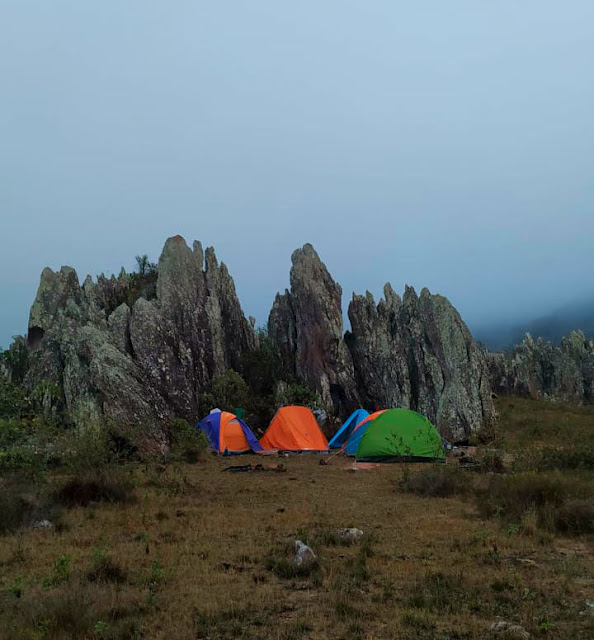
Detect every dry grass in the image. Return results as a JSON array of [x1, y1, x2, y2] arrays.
[[1, 398, 593, 639]]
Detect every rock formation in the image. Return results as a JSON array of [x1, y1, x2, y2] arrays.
[[268, 244, 359, 416], [488, 331, 594, 403], [26, 235, 255, 452], [26, 236, 498, 447], [346, 284, 495, 441], [268, 245, 494, 440]]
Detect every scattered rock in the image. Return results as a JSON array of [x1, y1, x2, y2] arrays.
[[337, 528, 364, 544], [512, 558, 538, 568], [580, 600, 594, 616], [294, 540, 317, 568], [489, 619, 530, 639]]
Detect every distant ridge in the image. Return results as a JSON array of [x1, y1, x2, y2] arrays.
[[476, 296, 594, 351]]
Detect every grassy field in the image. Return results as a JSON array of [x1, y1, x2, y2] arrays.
[[1, 397, 593, 640]]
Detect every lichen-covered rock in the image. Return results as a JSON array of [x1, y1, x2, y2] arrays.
[[26, 235, 255, 451], [26, 302, 170, 454], [28, 267, 81, 347], [107, 303, 132, 354], [268, 244, 359, 415], [488, 331, 594, 403], [129, 236, 255, 420], [346, 284, 495, 441]]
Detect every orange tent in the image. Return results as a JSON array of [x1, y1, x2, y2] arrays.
[[259, 406, 329, 452]]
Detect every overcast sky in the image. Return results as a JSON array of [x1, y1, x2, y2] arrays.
[[1, 1, 593, 348]]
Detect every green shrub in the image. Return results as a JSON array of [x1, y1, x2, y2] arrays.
[[0, 381, 29, 419], [1, 336, 29, 385], [210, 370, 249, 412], [399, 464, 470, 498], [276, 383, 322, 409], [169, 418, 209, 463], [239, 329, 279, 398], [43, 555, 72, 588]]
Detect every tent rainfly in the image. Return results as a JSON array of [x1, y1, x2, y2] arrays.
[[259, 406, 329, 452], [197, 410, 262, 454]]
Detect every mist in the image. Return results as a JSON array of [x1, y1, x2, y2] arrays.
[[2, 1, 593, 348]]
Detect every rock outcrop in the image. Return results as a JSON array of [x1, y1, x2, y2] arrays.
[[346, 284, 495, 441], [26, 235, 255, 452], [268, 244, 359, 416], [268, 244, 494, 439], [488, 331, 594, 403], [26, 236, 498, 447]]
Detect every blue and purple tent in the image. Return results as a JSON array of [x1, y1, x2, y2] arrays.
[[197, 410, 262, 454]]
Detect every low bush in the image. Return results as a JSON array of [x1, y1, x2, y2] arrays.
[[86, 547, 129, 584], [54, 468, 135, 507], [407, 572, 472, 613], [276, 382, 322, 409], [10, 585, 95, 638], [0, 492, 33, 535], [0, 475, 60, 534], [5, 579, 145, 640], [43, 554, 72, 588], [518, 446, 594, 472], [476, 471, 593, 535], [169, 418, 209, 463], [481, 450, 505, 473], [554, 500, 594, 535], [194, 607, 267, 640], [265, 555, 319, 580], [0, 380, 29, 419], [399, 464, 471, 498]]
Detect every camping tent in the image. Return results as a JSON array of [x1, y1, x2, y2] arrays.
[[342, 410, 387, 455], [197, 410, 262, 454], [355, 408, 444, 462], [259, 406, 329, 452], [328, 409, 369, 449]]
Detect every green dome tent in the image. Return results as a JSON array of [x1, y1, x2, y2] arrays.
[[355, 408, 445, 462]]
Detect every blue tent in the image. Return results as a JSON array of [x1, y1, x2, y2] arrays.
[[328, 409, 369, 449], [343, 410, 386, 455]]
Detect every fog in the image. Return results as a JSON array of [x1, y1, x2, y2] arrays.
[[2, 1, 593, 348]]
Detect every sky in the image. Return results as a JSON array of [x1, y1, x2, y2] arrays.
[[1, 1, 593, 348]]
